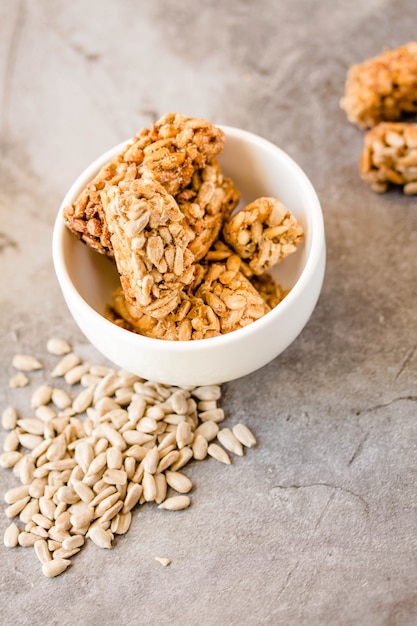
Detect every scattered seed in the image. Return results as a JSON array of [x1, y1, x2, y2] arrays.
[[51, 388, 72, 410], [143, 448, 159, 474], [192, 435, 208, 461], [12, 354, 43, 371], [198, 408, 225, 423], [176, 421, 193, 449], [51, 353, 81, 378], [4, 522, 20, 548], [72, 384, 96, 414], [155, 557, 171, 566], [34, 539, 52, 564], [169, 446, 193, 471], [46, 338, 72, 356], [18, 532, 39, 547], [158, 496, 191, 511], [9, 373, 30, 388], [62, 535, 85, 551], [1, 337, 258, 580], [232, 423, 257, 448], [30, 385, 53, 409], [194, 420, 219, 442], [88, 525, 112, 549], [207, 443, 231, 465], [142, 472, 157, 502], [217, 428, 244, 456], [1, 407, 18, 430], [4, 484, 30, 505], [42, 558, 71, 577], [64, 362, 90, 385], [165, 471, 193, 494], [192, 385, 221, 401]]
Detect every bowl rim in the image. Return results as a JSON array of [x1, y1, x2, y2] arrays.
[[53, 125, 325, 353]]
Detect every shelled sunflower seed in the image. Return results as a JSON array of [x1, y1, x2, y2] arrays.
[[1, 338, 257, 577]]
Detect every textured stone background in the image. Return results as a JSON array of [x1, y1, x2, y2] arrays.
[[1, 1, 417, 624]]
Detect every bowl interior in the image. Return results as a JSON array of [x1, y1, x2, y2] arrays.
[[59, 127, 311, 319]]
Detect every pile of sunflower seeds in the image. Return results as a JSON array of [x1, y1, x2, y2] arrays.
[[1, 338, 256, 577]]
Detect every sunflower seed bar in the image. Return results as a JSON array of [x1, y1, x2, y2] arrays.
[[250, 273, 286, 309], [340, 42, 417, 129], [141, 113, 225, 195], [101, 174, 196, 319], [222, 197, 304, 276], [63, 113, 225, 255], [360, 122, 417, 193], [176, 159, 240, 261], [107, 250, 270, 340]]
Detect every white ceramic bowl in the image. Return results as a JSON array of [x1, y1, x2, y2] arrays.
[[53, 126, 325, 386]]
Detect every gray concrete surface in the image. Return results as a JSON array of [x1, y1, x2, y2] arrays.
[[1, 1, 417, 624]]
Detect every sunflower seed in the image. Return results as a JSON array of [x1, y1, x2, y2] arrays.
[[4, 484, 30, 505], [88, 525, 113, 549], [176, 421, 193, 449], [12, 354, 43, 371], [194, 420, 219, 442], [5, 496, 31, 518], [165, 471, 192, 494], [155, 557, 171, 566], [216, 428, 244, 456], [169, 446, 193, 471], [112, 511, 132, 535], [47, 338, 72, 356], [31, 385, 53, 409], [18, 532, 39, 547], [0, 451, 22, 469], [62, 535, 85, 551], [198, 408, 225, 423], [2, 406, 18, 430], [64, 362, 91, 385], [122, 483, 142, 513], [143, 448, 159, 474], [3, 429, 19, 452], [51, 388, 73, 409], [4, 523, 20, 548], [207, 443, 231, 465], [51, 353, 81, 378], [142, 471, 157, 502], [154, 473, 167, 505], [192, 385, 221, 401], [192, 435, 208, 460], [102, 469, 127, 486], [232, 423, 257, 448], [158, 495, 191, 511], [42, 558, 71, 577], [9, 372, 30, 388]]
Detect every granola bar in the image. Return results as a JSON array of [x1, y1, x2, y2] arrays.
[[250, 273, 286, 309], [340, 42, 417, 129], [360, 122, 417, 193], [106, 252, 270, 340], [222, 197, 304, 275], [141, 113, 225, 195], [101, 174, 196, 319], [175, 158, 240, 261], [63, 113, 225, 255]]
